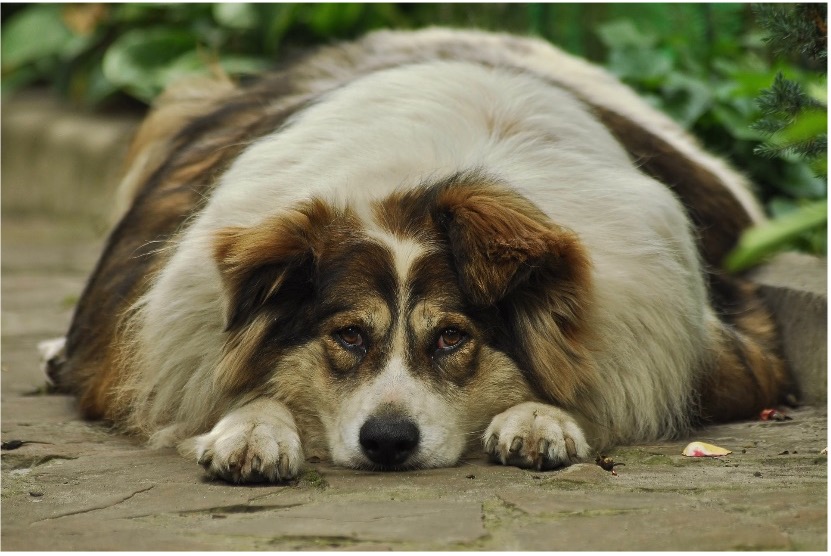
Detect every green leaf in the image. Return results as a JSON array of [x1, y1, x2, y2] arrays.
[[0, 64, 41, 95], [1, 5, 73, 71], [596, 20, 657, 50], [213, 3, 258, 30], [777, 109, 828, 145], [725, 199, 827, 271], [102, 27, 196, 103], [216, 54, 270, 76], [262, 4, 300, 53], [307, 4, 366, 36], [660, 72, 713, 127], [157, 50, 269, 85]]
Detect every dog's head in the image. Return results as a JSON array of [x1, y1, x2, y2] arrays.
[[212, 173, 595, 470]]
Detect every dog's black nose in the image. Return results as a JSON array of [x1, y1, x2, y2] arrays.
[[359, 415, 420, 468]]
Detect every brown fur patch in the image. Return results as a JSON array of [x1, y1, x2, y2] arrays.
[[57, 80, 316, 418], [374, 174, 597, 407], [698, 276, 791, 422], [212, 199, 365, 392]]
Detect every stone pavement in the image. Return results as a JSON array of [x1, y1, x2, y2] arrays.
[[1, 94, 828, 550]]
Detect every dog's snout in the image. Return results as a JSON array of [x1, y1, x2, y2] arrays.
[[359, 415, 420, 467]]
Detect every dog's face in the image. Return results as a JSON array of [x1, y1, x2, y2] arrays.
[[212, 175, 595, 470]]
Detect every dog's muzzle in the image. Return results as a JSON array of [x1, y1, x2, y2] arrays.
[[358, 415, 420, 468]]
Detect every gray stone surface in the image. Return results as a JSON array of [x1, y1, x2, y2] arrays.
[[1, 94, 827, 551], [750, 252, 828, 404], [1, 91, 139, 226]]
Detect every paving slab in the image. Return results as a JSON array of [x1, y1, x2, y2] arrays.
[[1, 215, 827, 551]]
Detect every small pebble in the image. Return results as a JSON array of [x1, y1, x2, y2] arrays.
[[753, 471, 762, 477], [465, 474, 475, 479], [29, 491, 43, 497]]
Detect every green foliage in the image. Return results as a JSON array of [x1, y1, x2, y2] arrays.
[[591, 8, 826, 265], [1, 3, 407, 105], [725, 199, 827, 271], [1, 3, 826, 265], [726, 3, 827, 269], [753, 3, 827, 65]]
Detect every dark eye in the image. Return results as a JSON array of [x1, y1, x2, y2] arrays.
[[436, 328, 466, 352], [336, 326, 366, 352]]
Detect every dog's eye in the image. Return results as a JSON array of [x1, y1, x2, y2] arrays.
[[436, 328, 465, 352], [336, 327, 365, 351]]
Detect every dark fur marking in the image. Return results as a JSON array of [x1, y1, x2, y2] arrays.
[[59, 85, 313, 414]]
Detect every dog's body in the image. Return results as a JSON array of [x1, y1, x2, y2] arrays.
[[50, 29, 790, 482]]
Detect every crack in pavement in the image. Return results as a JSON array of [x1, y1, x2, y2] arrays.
[[33, 485, 155, 523]]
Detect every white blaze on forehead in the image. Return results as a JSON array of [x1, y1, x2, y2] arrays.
[[365, 228, 426, 285], [370, 231, 427, 355]]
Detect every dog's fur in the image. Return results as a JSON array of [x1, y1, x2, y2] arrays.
[[48, 28, 791, 482]]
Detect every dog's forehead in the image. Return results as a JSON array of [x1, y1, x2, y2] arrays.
[[317, 238, 398, 301], [316, 203, 463, 330]]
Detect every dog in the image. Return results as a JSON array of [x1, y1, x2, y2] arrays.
[[45, 28, 792, 483]]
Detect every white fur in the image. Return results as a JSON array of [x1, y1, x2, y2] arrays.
[[119, 35, 734, 472], [328, 356, 465, 469], [190, 398, 303, 482], [485, 402, 592, 469], [38, 336, 66, 385]]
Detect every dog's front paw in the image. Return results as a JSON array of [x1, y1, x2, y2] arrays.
[[193, 399, 303, 483], [484, 402, 591, 471]]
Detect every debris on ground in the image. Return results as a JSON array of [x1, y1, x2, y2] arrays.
[[760, 408, 793, 421], [595, 455, 624, 476], [682, 442, 732, 457]]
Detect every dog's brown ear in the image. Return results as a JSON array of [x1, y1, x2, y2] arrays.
[[211, 199, 343, 391], [433, 181, 597, 404], [433, 182, 590, 306], [213, 200, 335, 331]]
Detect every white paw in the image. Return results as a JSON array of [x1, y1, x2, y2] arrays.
[[193, 399, 303, 483], [484, 402, 591, 470], [38, 337, 66, 385]]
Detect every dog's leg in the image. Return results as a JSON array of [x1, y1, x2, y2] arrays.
[[484, 401, 592, 470], [191, 398, 304, 483]]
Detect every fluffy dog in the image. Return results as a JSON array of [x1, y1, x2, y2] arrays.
[[47, 28, 791, 483]]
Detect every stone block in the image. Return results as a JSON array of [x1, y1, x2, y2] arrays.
[[1, 91, 140, 223], [748, 252, 827, 404]]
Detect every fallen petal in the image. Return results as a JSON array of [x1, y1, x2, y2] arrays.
[[682, 441, 732, 457]]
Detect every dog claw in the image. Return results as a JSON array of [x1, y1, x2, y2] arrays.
[[278, 453, 290, 479], [509, 437, 523, 453], [484, 434, 498, 454], [197, 451, 213, 468], [565, 437, 577, 461]]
